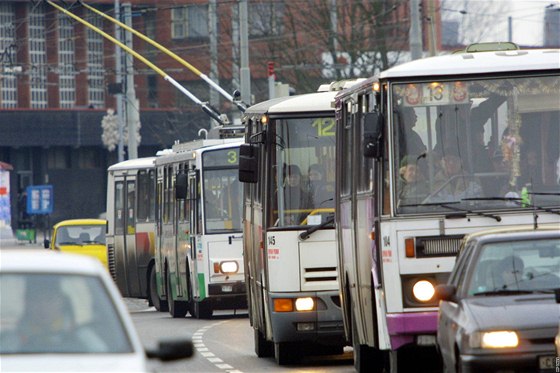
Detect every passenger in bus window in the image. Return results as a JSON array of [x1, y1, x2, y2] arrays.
[[283, 164, 312, 225], [398, 155, 429, 205], [307, 163, 334, 208], [397, 106, 426, 160], [432, 148, 482, 201]]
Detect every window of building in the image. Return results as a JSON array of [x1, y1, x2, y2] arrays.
[[78, 147, 102, 169], [171, 5, 208, 40], [58, 14, 76, 108], [249, 3, 284, 37], [28, 4, 48, 109], [0, 3, 17, 108], [47, 147, 70, 169], [147, 74, 158, 108], [87, 12, 105, 107]]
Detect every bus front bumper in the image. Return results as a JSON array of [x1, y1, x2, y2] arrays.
[[269, 290, 345, 345]]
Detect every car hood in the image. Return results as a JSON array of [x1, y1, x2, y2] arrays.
[[0, 354, 147, 372], [463, 295, 559, 331]]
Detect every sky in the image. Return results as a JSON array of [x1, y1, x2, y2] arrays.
[[441, 0, 560, 47]]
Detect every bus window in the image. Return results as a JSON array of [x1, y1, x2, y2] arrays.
[[126, 181, 135, 234], [115, 181, 124, 235]]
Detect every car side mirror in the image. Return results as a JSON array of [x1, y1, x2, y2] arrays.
[[175, 172, 188, 200], [43, 239, 50, 249], [435, 284, 457, 302], [363, 111, 384, 159], [146, 338, 193, 361]]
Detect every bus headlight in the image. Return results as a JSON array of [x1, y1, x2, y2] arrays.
[[219, 261, 239, 274], [295, 297, 315, 311], [412, 280, 435, 302], [470, 331, 519, 349]]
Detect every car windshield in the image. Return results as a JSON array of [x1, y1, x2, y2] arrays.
[[467, 237, 560, 295], [55, 225, 105, 245], [0, 273, 133, 354]]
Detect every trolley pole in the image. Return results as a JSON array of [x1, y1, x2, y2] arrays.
[[115, 0, 125, 162], [124, 2, 138, 160]]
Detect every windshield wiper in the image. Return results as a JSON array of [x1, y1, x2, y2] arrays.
[[299, 216, 334, 241], [473, 289, 534, 296], [402, 201, 501, 221], [464, 197, 560, 216]]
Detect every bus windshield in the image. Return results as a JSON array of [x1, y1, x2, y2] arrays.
[[270, 116, 336, 227], [392, 75, 560, 214], [203, 148, 242, 233]]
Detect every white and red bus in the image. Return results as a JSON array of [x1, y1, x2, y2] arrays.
[[335, 47, 560, 371], [106, 156, 168, 311]]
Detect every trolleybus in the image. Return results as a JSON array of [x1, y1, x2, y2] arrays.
[[335, 48, 560, 371], [155, 138, 246, 318], [106, 156, 168, 311], [238, 81, 362, 364]]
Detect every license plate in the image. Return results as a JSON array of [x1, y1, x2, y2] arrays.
[[222, 285, 233, 292], [538, 355, 556, 370]]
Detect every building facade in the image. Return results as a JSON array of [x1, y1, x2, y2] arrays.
[[0, 0, 436, 231]]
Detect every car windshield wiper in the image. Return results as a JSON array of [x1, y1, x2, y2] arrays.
[[299, 216, 334, 241]]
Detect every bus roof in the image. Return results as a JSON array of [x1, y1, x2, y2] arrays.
[[155, 140, 243, 165], [380, 49, 560, 79], [245, 91, 338, 116], [107, 156, 156, 171]]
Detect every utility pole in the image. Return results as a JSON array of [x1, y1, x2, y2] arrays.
[[239, 0, 251, 105], [115, 0, 124, 162], [123, 2, 138, 159], [427, 0, 437, 56], [409, 0, 423, 60], [330, 0, 338, 78], [209, 0, 219, 128]]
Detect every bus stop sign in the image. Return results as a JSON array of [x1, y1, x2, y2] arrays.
[[26, 185, 53, 215]]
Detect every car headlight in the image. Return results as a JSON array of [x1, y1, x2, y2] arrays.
[[412, 280, 435, 302], [470, 331, 519, 349]]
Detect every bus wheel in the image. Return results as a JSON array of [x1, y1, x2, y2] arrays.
[[149, 266, 168, 312], [192, 300, 213, 319], [352, 310, 385, 372], [274, 342, 299, 365], [253, 328, 273, 358], [166, 271, 188, 318]]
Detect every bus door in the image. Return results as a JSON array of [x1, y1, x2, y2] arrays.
[[114, 177, 140, 296], [188, 170, 200, 298]]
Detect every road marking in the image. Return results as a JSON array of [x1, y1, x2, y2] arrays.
[[193, 320, 244, 373]]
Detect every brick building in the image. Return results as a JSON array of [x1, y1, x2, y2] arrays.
[[0, 0, 437, 229]]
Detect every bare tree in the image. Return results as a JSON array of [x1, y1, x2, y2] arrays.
[[226, 0, 410, 96]]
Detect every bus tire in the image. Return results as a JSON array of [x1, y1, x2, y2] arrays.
[[352, 309, 385, 373], [166, 270, 188, 318], [149, 266, 168, 312], [274, 342, 299, 365], [192, 300, 213, 319], [253, 328, 273, 358]]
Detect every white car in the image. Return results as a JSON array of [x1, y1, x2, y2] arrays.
[[0, 249, 192, 372]]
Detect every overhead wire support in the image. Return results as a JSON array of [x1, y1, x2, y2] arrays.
[[46, 0, 228, 126], [78, 0, 248, 113]]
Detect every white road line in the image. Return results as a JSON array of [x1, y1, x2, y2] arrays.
[[193, 320, 244, 373]]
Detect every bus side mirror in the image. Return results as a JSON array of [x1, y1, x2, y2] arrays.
[[238, 144, 259, 183], [363, 111, 383, 159], [175, 172, 188, 200]]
